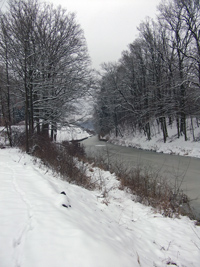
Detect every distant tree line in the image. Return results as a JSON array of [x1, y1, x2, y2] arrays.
[[0, 0, 92, 152], [95, 0, 200, 142]]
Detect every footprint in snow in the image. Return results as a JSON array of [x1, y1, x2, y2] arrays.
[[57, 191, 71, 208]]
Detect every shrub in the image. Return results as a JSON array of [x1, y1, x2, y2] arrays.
[[118, 165, 192, 217], [83, 151, 194, 218], [18, 133, 93, 189]]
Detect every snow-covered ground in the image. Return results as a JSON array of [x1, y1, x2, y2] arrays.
[[1, 148, 200, 267], [0, 125, 90, 146], [107, 119, 200, 158], [56, 124, 91, 142]]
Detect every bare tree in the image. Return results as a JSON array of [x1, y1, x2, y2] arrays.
[[158, 0, 193, 140], [0, 0, 92, 152], [0, 15, 13, 146]]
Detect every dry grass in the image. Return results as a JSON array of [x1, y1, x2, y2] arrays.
[[15, 130, 194, 218], [18, 133, 93, 189], [82, 151, 194, 219], [118, 165, 192, 217]]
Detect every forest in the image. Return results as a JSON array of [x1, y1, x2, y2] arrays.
[[95, 0, 200, 143], [0, 0, 200, 152], [0, 0, 93, 152]]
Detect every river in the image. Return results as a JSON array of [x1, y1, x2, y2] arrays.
[[82, 135, 200, 219]]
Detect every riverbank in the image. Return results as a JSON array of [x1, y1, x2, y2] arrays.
[[0, 124, 91, 147], [106, 120, 200, 158], [1, 148, 200, 267]]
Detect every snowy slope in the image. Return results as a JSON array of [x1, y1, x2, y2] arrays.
[[0, 125, 90, 147], [107, 119, 200, 158], [56, 124, 91, 142], [0, 148, 200, 267]]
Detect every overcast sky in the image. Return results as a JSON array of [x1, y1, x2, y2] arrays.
[[50, 0, 161, 69], [1, 0, 161, 69]]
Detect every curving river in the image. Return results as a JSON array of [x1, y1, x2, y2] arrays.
[[82, 135, 200, 219]]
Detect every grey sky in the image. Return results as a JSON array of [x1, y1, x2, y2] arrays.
[[51, 0, 161, 69], [1, 0, 161, 69]]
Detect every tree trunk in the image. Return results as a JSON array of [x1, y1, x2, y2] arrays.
[[42, 122, 49, 138], [176, 117, 180, 138], [160, 117, 168, 143], [144, 122, 151, 140], [191, 117, 195, 141], [180, 112, 187, 141], [24, 40, 29, 153]]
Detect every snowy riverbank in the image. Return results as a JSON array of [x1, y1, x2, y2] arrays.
[[0, 148, 200, 266], [107, 120, 200, 158]]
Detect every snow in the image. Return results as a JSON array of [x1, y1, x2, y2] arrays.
[[56, 124, 91, 142], [107, 119, 200, 158], [0, 148, 200, 266], [0, 125, 90, 146]]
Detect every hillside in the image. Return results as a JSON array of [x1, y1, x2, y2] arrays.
[[0, 148, 200, 266], [106, 119, 200, 158]]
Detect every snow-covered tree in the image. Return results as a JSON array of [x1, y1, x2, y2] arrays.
[[0, 0, 93, 152]]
